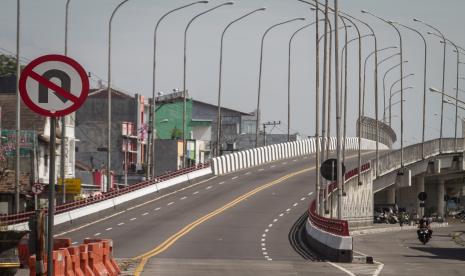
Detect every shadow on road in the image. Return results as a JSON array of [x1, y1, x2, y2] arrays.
[[406, 247, 465, 261]]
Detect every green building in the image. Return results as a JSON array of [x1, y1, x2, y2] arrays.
[[155, 98, 193, 140]]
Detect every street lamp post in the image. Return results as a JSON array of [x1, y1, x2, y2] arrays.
[[183, 2, 234, 167], [429, 33, 461, 151], [288, 21, 320, 142], [362, 46, 397, 116], [60, 0, 71, 204], [296, 0, 324, 214], [254, 18, 305, 148], [388, 73, 414, 125], [15, 0, 21, 214], [382, 61, 408, 123], [341, 12, 380, 176], [217, 8, 265, 156], [107, 0, 131, 192], [333, 0, 343, 219], [393, 23, 427, 157], [414, 18, 447, 153], [336, 11, 364, 185], [148, 1, 209, 179], [363, 10, 405, 167]]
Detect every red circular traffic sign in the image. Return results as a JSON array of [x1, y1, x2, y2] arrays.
[[32, 183, 44, 195], [19, 54, 89, 117]]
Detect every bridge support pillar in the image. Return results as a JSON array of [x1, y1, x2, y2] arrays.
[[416, 175, 425, 218], [386, 187, 396, 205], [437, 179, 445, 218]]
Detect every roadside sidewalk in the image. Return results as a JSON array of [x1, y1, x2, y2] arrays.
[[350, 222, 449, 236]]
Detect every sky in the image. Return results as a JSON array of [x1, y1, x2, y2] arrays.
[[1, 0, 464, 148]]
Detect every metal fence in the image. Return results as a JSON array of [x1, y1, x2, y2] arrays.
[[0, 162, 210, 226], [376, 138, 463, 176]]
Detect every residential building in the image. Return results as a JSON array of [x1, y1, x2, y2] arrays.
[[75, 88, 148, 186], [0, 79, 76, 212]]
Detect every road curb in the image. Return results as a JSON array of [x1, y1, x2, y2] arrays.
[[352, 255, 374, 264], [350, 222, 449, 236]]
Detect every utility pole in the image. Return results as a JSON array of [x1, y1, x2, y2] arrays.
[[262, 121, 281, 147]]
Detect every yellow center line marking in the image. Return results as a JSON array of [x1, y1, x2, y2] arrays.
[[132, 167, 313, 275], [132, 151, 374, 275]]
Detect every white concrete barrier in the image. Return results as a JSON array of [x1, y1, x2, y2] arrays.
[[9, 167, 212, 231], [210, 137, 387, 175]]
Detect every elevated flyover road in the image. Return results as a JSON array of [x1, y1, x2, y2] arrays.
[[57, 151, 376, 276], [351, 224, 465, 275]]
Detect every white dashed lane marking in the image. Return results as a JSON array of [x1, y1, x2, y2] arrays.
[[117, 222, 125, 226], [180, 196, 187, 200], [231, 176, 238, 180], [258, 168, 265, 171], [142, 212, 149, 216], [94, 233, 101, 236], [154, 207, 161, 211], [206, 186, 212, 190], [105, 227, 112, 231], [259, 195, 308, 262], [167, 202, 174, 206], [245, 172, 251, 175], [218, 181, 225, 185], [193, 191, 199, 195], [72, 242, 78, 245], [130, 218, 137, 221]]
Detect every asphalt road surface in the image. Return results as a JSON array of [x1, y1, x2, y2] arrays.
[[351, 224, 465, 276], [56, 151, 377, 276]]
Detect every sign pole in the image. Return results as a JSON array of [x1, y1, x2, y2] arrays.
[[47, 117, 56, 276]]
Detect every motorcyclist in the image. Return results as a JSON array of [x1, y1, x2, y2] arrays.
[[417, 217, 433, 239]]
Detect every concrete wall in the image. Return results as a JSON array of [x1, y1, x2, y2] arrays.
[[212, 137, 386, 175], [328, 164, 374, 227], [76, 96, 137, 174], [153, 139, 180, 177]]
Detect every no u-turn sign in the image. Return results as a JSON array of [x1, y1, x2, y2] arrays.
[[19, 54, 89, 117]]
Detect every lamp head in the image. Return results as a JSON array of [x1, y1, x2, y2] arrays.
[[361, 9, 367, 13], [224, 1, 234, 5], [297, 17, 306, 21], [310, 7, 316, 11], [413, 18, 419, 22], [259, 7, 266, 11], [429, 87, 440, 93], [198, 1, 209, 3]]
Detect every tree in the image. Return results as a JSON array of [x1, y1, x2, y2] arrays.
[[0, 54, 17, 77], [170, 127, 182, 139]]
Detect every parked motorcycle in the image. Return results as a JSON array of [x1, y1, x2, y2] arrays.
[[387, 213, 399, 224], [399, 212, 409, 226]]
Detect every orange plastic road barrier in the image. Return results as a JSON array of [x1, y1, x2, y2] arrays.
[[100, 240, 118, 276], [67, 246, 85, 276], [84, 239, 120, 276], [79, 244, 95, 276], [18, 236, 29, 268], [61, 248, 75, 276], [53, 250, 65, 276], [54, 238, 72, 250], [87, 242, 110, 276], [28, 255, 36, 276]]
